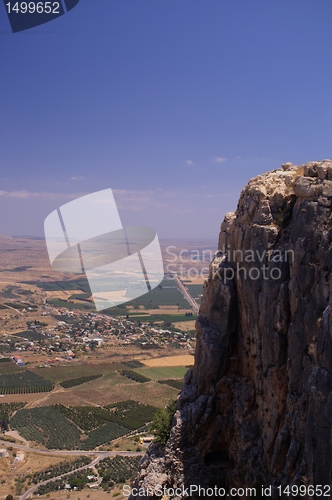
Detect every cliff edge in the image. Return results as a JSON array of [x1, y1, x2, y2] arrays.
[[130, 160, 332, 499]]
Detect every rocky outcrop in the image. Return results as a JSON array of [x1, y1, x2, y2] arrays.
[[130, 160, 332, 499]]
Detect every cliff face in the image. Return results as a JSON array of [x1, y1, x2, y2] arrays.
[[130, 161, 332, 499]]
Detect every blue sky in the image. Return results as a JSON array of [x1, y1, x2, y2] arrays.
[[1, 1, 332, 239]]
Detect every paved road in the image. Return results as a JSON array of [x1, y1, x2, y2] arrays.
[[1, 303, 24, 315], [0, 439, 144, 457], [0, 440, 145, 500], [175, 276, 199, 314], [20, 454, 106, 500]]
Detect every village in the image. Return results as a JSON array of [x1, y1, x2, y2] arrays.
[[0, 302, 194, 366]]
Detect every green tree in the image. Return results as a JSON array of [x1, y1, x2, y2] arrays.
[[150, 400, 176, 447], [6, 495, 14, 500], [1, 410, 9, 431]]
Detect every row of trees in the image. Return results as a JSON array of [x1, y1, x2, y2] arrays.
[[120, 369, 150, 383]]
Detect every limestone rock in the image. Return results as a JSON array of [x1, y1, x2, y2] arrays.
[[129, 160, 332, 499]]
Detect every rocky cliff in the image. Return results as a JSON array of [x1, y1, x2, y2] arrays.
[[130, 160, 332, 499]]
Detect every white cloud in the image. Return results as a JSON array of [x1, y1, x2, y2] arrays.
[[183, 160, 196, 166], [212, 156, 228, 163], [70, 176, 84, 181], [0, 190, 86, 200]]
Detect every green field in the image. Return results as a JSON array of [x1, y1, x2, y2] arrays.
[[186, 283, 203, 304], [98, 456, 141, 487], [133, 365, 187, 380], [34, 277, 192, 310], [10, 407, 82, 449], [158, 379, 184, 390], [125, 282, 189, 309], [10, 400, 157, 450], [32, 362, 124, 384], [0, 286, 20, 299], [0, 371, 54, 394], [59, 374, 103, 388], [25, 279, 91, 292], [0, 358, 23, 375], [47, 298, 95, 310], [186, 284, 203, 295], [128, 313, 196, 323]]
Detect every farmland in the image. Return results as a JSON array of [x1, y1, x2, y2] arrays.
[[125, 279, 189, 309], [0, 402, 25, 423], [186, 283, 203, 304], [80, 421, 129, 449], [0, 371, 54, 394], [10, 406, 81, 449], [31, 363, 124, 384], [158, 379, 184, 390], [0, 235, 206, 497], [98, 455, 141, 486], [0, 358, 23, 374], [53, 404, 116, 432], [25, 279, 91, 292], [31, 457, 91, 484], [141, 354, 194, 367], [29, 277, 195, 315], [133, 365, 188, 380], [36, 469, 95, 495], [9, 400, 158, 450], [105, 400, 157, 429], [59, 374, 103, 388], [120, 369, 150, 383], [127, 312, 196, 323]]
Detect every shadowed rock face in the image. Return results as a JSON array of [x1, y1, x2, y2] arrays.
[[129, 160, 332, 499]]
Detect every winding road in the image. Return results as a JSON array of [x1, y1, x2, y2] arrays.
[[0, 440, 144, 500]]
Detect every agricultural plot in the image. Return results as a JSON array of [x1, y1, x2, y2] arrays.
[[142, 354, 194, 367], [0, 358, 23, 374], [98, 456, 141, 486], [31, 457, 91, 484], [11, 266, 33, 272], [59, 374, 103, 388], [26, 279, 91, 292], [16, 288, 34, 295], [53, 404, 115, 432], [81, 421, 129, 449], [32, 362, 124, 384], [158, 379, 184, 390], [36, 469, 94, 495], [1, 403, 19, 431], [125, 280, 190, 309], [120, 369, 150, 383], [121, 360, 145, 368], [128, 313, 196, 323], [0, 370, 54, 394], [0, 285, 20, 298], [10, 406, 81, 449], [105, 400, 157, 429], [4, 301, 27, 310], [13, 330, 45, 341], [68, 292, 92, 301], [54, 400, 157, 433], [11, 400, 157, 450], [47, 298, 94, 310], [186, 283, 203, 304], [133, 365, 188, 380]]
